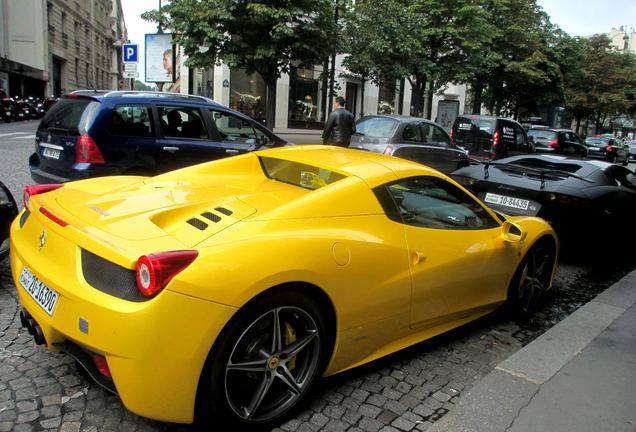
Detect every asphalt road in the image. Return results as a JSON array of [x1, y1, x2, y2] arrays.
[[1, 120, 634, 432]]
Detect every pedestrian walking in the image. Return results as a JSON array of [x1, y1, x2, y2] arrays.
[[322, 96, 355, 147]]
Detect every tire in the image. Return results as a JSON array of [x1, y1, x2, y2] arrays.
[[197, 291, 329, 430], [506, 240, 555, 316]]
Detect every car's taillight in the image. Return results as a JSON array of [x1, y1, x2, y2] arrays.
[[93, 354, 111, 378], [449, 130, 454, 141], [23, 184, 64, 210], [549, 139, 559, 149], [135, 250, 198, 298], [76, 133, 105, 163], [493, 130, 500, 147], [383, 145, 394, 156]]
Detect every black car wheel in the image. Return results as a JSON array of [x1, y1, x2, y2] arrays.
[[198, 291, 328, 430], [507, 240, 555, 316]]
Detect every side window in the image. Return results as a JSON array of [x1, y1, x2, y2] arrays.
[[513, 124, 527, 149], [209, 109, 258, 144], [402, 124, 423, 142], [374, 176, 499, 230], [157, 106, 208, 139], [109, 105, 154, 137], [421, 123, 450, 147]]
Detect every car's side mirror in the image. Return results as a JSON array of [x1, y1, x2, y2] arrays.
[[502, 220, 527, 243]]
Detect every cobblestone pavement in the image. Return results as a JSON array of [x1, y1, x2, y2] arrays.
[[1, 121, 634, 431]]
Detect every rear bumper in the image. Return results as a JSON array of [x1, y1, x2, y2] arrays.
[[9, 214, 237, 423]]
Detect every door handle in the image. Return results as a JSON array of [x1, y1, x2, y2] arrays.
[[162, 146, 179, 152], [226, 149, 240, 154], [411, 251, 426, 265]]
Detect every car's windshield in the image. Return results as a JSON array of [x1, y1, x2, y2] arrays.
[[259, 157, 347, 190], [355, 117, 398, 138], [528, 130, 557, 140]]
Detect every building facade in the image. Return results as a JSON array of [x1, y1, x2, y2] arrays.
[[178, 53, 467, 138], [0, 0, 48, 99], [0, 0, 126, 100], [46, 0, 127, 96]]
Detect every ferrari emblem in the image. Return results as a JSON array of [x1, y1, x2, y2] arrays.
[[39, 230, 46, 250]]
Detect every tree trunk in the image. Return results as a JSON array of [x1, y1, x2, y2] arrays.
[[471, 79, 484, 114], [425, 82, 434, 120], [360, 74, 366, 117], [595, 110, 602, 134], [408, 77, 426, 117], [575, 117, 581, 136], [265, 79, 277, 129]]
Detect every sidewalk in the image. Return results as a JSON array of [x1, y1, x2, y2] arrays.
[[429, 269, 636, 432]]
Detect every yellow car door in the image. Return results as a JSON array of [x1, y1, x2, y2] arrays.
[[380, 176, 518, 328]]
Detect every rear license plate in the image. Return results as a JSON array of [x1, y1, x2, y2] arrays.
[[484, 193, 529, 210], [19, 267, 59, 316], [43, 148, 61, 159]]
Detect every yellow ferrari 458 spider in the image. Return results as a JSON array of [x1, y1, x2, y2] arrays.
[[10, 145, 558, 429]]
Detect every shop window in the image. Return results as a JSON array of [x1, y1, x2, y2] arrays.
[[288, 65, 324, 129], [230, 70, 266, 125], [378, 79, 398, 115]]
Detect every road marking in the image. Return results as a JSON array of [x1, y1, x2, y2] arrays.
[[13, 135, 36, 140], [0, 132, 28, 137]]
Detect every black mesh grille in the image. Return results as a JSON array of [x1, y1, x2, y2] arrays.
[[215, 207, 233, 216], [81, 249, 146, 302], [187, 218, 208, 230], [201, 212, 221, 223]]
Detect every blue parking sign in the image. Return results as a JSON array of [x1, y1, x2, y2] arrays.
[[123, 44, 139, 63]]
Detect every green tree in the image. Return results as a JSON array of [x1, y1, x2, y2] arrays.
[[134, 80, 154, 91], [475, 0, 562, 118], [142, 0, 338, 128], [564, 35, 636, 134], [343, 0, 490, 119]]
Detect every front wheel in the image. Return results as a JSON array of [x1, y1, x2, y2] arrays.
[[198, 291, 328, 430], [507, 241, 555, 316]]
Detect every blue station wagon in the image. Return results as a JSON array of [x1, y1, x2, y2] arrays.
[[29, 90, 287, 183]]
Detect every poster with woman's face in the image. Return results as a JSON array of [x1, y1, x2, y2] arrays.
[[145, 33, 174, 83]]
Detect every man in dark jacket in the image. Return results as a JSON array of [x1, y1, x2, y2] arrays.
[[322, 96, 355, 147]]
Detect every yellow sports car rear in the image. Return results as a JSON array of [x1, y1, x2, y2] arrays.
[[10, 145, 558, 429]]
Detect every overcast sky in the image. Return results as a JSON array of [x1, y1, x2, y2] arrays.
[[122, 0, 636, 85]]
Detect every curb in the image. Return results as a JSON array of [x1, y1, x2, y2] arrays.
[[428, 269, 636, 432]]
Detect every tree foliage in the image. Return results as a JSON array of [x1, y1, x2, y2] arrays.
[[142, 0, 338, 127], [342, 0, 490, 118], [563, 35, 636, 133]]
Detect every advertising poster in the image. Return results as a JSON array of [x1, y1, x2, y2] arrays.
[[145, 33, 175, 83]]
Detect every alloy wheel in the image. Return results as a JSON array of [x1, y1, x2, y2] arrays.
[[224, 306, 321, 422], [515, 246, 553, 315]]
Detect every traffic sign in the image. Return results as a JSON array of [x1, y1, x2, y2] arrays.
[[123, 44, 139, 63], [124, 63, 137, 72], [123, 71, 139, 79]]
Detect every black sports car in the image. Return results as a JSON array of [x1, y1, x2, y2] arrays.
[[1, 181, 18, 262], [452, 155, 636, 244]]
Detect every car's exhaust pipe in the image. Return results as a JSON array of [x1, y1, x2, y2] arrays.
[[19, 310, 46, 345]]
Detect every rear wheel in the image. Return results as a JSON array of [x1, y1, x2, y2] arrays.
[[198, 291, 328, 430], [507, 240, 555, 316]]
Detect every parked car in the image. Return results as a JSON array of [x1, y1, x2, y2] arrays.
[[29, 90, 288, 183], [349, 115, 469, 173], [1, 98, 16, 123], [624, 139, 636, 162], [14, 99, 35, 120], [583, 135, 629, 165], [451, 115, 534, 160], [42, 97, 59, 113], [10, 146, 557, 429], [452, 154, 636, 245], [527, 127, 587, 158], [0, 181, 18, 262]]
